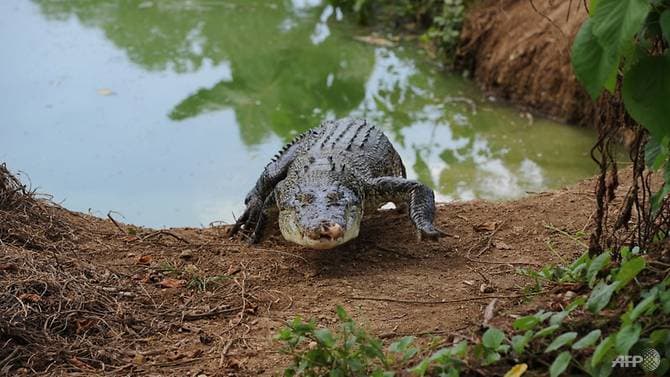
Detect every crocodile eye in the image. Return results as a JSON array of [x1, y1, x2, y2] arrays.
[[296, 193, 315, 205], [326, 192, 343, 204]]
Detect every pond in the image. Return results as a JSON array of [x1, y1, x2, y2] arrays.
[[0, 0, 596, 228]]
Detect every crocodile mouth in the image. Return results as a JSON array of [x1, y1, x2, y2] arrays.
[[281, 224, 359, 249], [278, 209, 361, 249]]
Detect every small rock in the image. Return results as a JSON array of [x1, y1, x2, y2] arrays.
[[480, 283, 495, 293], [493, 240, 512, 250], [474, 221, 498, 232], [179, 249, 193, 259], [563, 291, 577, 300]]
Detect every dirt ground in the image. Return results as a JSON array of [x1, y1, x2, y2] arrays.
[[456, 0, 599, 125], [2, 165, 612, 375]]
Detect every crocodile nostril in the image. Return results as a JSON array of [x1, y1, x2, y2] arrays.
[[320, 222, 344, 240]]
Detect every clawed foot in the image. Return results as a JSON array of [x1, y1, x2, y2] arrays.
[[229, 198, 263, 244], [418, 225, 447, 241]]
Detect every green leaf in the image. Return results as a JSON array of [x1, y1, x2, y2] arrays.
[[615, 323, 641, 355], [661, 289, 670, 313], [513, 315, 540, 331], [408, 359, 430, 376], [370, 371, 394, 377], [572, 330, 602, 350], [661, 10, 670, 43], [389, 336, 415, 353], [482, 327, 505, 349], [591, 0, 649, 53], [587, 281, 619, 313], [549, 310, 570, 326], [652, 172, 670, 213], [629, 291, 658, 321], [586, 352, 615, 377], [534, 325, 561, 339], [512, 331, 534, 355], [314, 328, 335, 347], [483, 351, 501, 366], [450, 341, 468, 358], [614, 256, 646, 289], [622, 51, 670, 140], [587, 252, 611, 288], [566, 297, 586, 311], [644, 136, 668, 170], [568, 252, 591, 272], [550, 351, 572, 377], [592, 335, 615, 367], [589, 0, 601, 14], [650, 329, 670, 347], [335, 305, 349, 321], [571, 19, 619, 99], [546, 332, 579, 353], [389, 336, 417, 361]]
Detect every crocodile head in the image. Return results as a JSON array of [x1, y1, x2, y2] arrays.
[[276, 180, 362, 249]]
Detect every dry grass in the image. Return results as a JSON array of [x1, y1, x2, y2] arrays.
[[0, 165, 254, 375]]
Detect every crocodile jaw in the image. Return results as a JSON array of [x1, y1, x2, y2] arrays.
[[278, 209, 362, 249], [282, 227, 360, 249]]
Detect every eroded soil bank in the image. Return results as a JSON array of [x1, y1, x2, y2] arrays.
[[2, 165, 610, 375], [456, 0, 597, 125]]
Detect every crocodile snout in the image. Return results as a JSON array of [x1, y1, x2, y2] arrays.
[[306, 221, 344, 241]]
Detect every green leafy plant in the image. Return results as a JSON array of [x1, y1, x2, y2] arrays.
[[571, 0, 670, 215], [277, 306, 393, 376], [424, 0, 467, 56], [474, 327, 509, 365], [277, 256, 669, 376], [331, 0, 472, 58]]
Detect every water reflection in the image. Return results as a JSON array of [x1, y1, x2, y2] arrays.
[[0, 0, 595, 227], [35, 0, 373, 143]]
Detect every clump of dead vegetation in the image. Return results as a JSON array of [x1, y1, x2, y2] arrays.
[[0, 164, 156, 374], [0, 165, 254, 375], [0, 163, 76, 251]]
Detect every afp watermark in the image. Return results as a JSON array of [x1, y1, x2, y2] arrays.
[[612, 348, 661, 373]]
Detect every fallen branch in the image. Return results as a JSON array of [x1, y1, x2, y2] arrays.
[[175, 305, 238, 321], [350, 292, 537, 305], [464, 255, 541, 266], [474, 220, 506, 257], [141, 230, 190, 244]]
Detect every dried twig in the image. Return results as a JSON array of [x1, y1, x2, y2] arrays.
[[107, 211, 127, 235], [474, 220, 506, 257], [482, 298, 498, 327], [350, 292, 538, 305], [464, 255, 541, 266], [141, 230, 190, 244]]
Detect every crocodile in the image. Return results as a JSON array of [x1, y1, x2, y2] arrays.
[[230, 118, 443, 249]]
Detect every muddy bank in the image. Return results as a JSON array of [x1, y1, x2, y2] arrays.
[[1, 163, 612, 375], [456, 0, 597, 125]]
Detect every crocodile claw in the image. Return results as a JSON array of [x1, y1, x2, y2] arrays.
[[418, 226, 446, 241], [230, 197, 263, 242]]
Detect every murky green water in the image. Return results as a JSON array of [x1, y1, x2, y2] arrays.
[[0, 0, 596, 227]]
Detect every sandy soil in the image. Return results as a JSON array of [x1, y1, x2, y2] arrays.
[[2, 169, 608, 375]]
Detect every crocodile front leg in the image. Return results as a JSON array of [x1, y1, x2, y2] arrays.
[[230, 132, 310, 237], [247, 192, 278, 244], [367, 177, 443, 240]]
